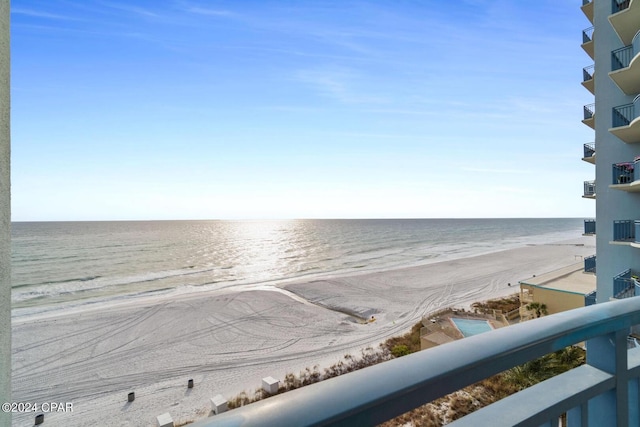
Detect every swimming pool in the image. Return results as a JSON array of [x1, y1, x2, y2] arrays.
[[450, 318, 493, 337]]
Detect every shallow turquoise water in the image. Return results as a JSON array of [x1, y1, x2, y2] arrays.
[[451, 318, 493, 337]]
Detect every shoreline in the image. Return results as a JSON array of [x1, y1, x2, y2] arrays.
[[11, 236, 595, 426], [12, 232, 584, 323]]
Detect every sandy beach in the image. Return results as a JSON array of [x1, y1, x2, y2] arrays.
[[11, 237, 595, 426]]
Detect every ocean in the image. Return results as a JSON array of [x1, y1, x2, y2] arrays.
[[11, 218, 584, 316]]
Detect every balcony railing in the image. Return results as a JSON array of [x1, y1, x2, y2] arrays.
[[584, 103, 595, 120], [613, 102, 635, 127], [582, 26, 594, 44], [613, 219, 635, 241], [583, 142, 595, 158], [636, 220, 640, 245], [584, 254, 596, 273], [612, 0, 631, 13], [611, 161, 639, 184], [585, 290, 597, 306], [583, 0, 592, 5], [612, 45, 634, 70], [584, 219, 596, 235], [584, 180, 596, 197], [583, 64, 595, 81], [192, 298, 640, 427], [609, 31, 640, 95], [613, 269, 637, 299], [610, 96, 640, 142]]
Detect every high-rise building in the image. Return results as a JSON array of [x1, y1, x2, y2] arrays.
[[581, 0, 640, 302]]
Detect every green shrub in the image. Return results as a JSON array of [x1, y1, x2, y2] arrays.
[[391, 344, 410, 358]]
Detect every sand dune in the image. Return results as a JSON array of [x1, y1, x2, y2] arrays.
[[11, 237, 595, 426]]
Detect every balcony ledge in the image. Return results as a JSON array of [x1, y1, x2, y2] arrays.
[[610, 180, 640, 192], [582, 154, 596, 164], [609, 53, 640, 95], [583, 115, 595, 129], [610, 240, 633, 246], [631, 242, 640, 249], [610, 115, 640, 143], [581, 1, 594, 23], [608, 0, 640, 45], [581, 40, 595, 59], [582, 75, 595, 94]]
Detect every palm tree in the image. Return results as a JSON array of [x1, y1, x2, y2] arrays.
[[506, 346, 585, 390], [526, 302, 548, 318]]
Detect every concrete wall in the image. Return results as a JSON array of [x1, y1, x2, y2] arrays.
[[0, 0, 9, 424], [592, 0, 640, 302], [521, 285, 584, 317]]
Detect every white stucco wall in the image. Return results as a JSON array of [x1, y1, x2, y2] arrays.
[[0, 0, 10, 424]]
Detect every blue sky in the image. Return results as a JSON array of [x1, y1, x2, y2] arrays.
[[11, 0, 595, 220]]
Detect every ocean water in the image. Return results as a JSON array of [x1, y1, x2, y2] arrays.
[[11, 218, 584, 316]]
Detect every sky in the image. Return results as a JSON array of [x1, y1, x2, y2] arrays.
[[10, 0, 596, 221]]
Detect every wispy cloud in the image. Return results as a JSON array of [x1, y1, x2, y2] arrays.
[[184, 7, 235, 18], [296, 67, 388, 105], [96, 1, 159, 19]]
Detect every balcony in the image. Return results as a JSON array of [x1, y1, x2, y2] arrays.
[[585, 290, 596, 306], [613, 268, 639, 299], [583, 103, 595, 129], [582, 0, 594, 23], [609, 0, 640, 45], [582, 65, 595, 94], [584, 254, 596, 273], [582, 142, 595, 164], [581, 26, 594, 59], [609, 31, 640, 95], [609, 160, 640, 191], [612, 219, 635, 243], [584, 219, 596, 236], [581, 26, 595, 58], [193, 298, 640, 427], [609, 95, 640, 143], [583, 179, 596, 198]]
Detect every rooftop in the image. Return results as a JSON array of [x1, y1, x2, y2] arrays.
[[519, 262, 596, 295]]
